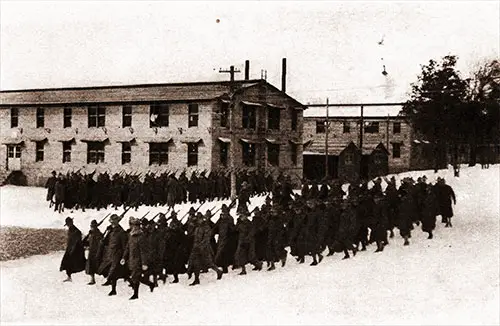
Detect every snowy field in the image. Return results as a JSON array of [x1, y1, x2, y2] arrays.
[[1, 165, 499, 325]]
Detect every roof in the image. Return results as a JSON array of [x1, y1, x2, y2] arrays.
[[303, 104, 403, 118], [0, 79, 303, 107]]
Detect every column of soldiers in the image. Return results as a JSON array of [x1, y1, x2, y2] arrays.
[[60, 175, 457, 300], [45, 169, 282, 213]]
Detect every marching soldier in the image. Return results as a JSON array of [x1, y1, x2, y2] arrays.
[[234, 211, 262, 275], [83, 219, 103, 285], [60, 217, 86, 282]]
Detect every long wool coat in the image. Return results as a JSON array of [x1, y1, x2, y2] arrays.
[[97, 225, 128, 279], [60, 225, 86, 274], [83, 228, 103, 275]]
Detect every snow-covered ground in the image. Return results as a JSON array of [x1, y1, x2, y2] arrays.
[[1, 165, 499, 325]]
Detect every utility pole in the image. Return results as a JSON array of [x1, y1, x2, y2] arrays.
[[359, 105, 364, 180], [219, 65, 241, 200], [325, 98, 329, 178]]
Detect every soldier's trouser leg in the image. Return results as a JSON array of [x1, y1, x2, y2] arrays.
[[130, 281, 139, 300], [210, 265, 223, 280], [189, 271, 200, 286], [171, 274, 179, 283], [108, 279, 117, 296], [342, 248, 350, 259]]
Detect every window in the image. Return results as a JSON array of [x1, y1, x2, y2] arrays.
[[344, 152, 353, 165], [122, 142, 131, 164], [62, 142, 72, 163], [87, 142, 105, 164], [220, 142, 228, 167], [316, 120, 326, 133], [242, 142, 256, 166], [88, 105, 106, 127], [149, 143, 169, 165], [187, 143, 199, 166], [220, 102, 229, 127], [36, 108, 44, 128], [63, 107, 72, 128], [35, 141, 44, 162], [291, 109, 298, 131], [150, 103, 169, 127], [242, 105, 256, 129], [267, 144, 280, 166], [392, 143, 401, 158], [7, 145, 21, 158], [393, 122, 401, 134], [343, 121, 351, 133], [364, 121, 379, 133], [10, 108, 19, 128], [122, 105, 132, 128], [290, 143, 298, 165], [268, 107, 280, 130], [188, 104, 199, 128]]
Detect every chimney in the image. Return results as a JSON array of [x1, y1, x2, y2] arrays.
[[245, 60, 250, 80], [281, 58, 287, 93]]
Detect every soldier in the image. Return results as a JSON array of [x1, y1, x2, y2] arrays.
[[45, 171, 57, 208], [60, 217, 86, 282], [155, 214, 169, 283], [398, 187, 414, 246], [435, 178, 456, 227], [234, 210, 262, 275], [54, 173, 66, 213], [266, 206, 288, 271], [141, 218, 160, 288], [252, 206, 269, 264], [83, 219, 103, 285], [98, 214, 128, 296], [213, 204, 236, 273], [385, 176, 399, 238], [370, 193, 389, 252], [335, 197, 358, 259], [187, 213, 223, 286], [120, 217, 155, 300], [237, 181, 252, 214], [165, 211, 188, 284], [421, 185, 438, 239]]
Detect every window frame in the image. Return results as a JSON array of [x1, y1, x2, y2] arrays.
[[267, 143, 280, 167], [10, 108, 19, 128], [36, 107, 45, 128], [242, 142, 256, 167], [291, 109, 298, 131], [290, 142, 298, 165], [392, 143, 401, 158], [63, 107, 72, 128], [150, 103, 169, 128], [219, 142, 228, 167], [7, 145, 21, 158], [149, 142, 169, 166], [364, 121, 380, 134], [343, 121, 351, 133], [393, 121, 401, 134], [188, 103, 199, 128], [220, 102, 229, 128], [62, 141, 72, 163], [242, 105, 256, 129], [344, 152, 354, 165], [316, 120, 326, 134], [267, 107, 281, 130], [35, 141, 44, 162], [187, 142, 199, 166], [122, 105, 132, 128], [121, 142, 131, 164], [87, 141, 105, 164], [88, 105, 106, 127]]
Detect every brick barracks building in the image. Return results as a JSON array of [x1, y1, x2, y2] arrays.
[[0, 73, 305, 186], [302, 103, 412, 181]]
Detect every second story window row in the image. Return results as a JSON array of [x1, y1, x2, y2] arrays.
[[88, 105, 106, 127]]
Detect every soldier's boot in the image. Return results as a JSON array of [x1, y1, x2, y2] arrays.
[[342, 249, 350, 260], [189, 272, 200, 286], [361, 243, 367, 251], [352, 246, 358, 257], [281, 252, 287, 267], [318, 253, 324, 263], [327, 246, 335, 256], [87, 275, 96, 285], [403, 236, 410, 246], [159, 273, 167, 284], [374, 242, 382, 253], [187, 271, 193, 280], [239, 266, 247, 275], [267, 262, 276, 271], [447, 218, 452, 227], [63, 275, 72, 282], [298, 256, 305, 264], [428, 232, 433, 239], [222, 266, 229, 274], [310, 255, 318, 266], [442, 216, 447, 224], [108, 280, 117, 296], [153, 275, 158, 288], [253, 261, 262, 271], [212, 266, 223, 280], [129, 284, 139, 300], [102, 279, 112, 286], [390, 230, 395, 238], [171, 274, 179, 284]]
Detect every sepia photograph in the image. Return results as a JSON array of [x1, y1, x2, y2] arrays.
[[0, 1, 499, 325]]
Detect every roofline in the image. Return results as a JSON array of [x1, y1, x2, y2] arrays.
[[303, 115, 406, 119], [306, 102, 405, 107], [0, 79, 265, 93], [0, 98, 218, 108]]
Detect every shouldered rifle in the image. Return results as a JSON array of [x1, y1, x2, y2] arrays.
[[117, 206, 132, 222], [97, 213, 112, 227], [180, 202, 206, 222], [141, 211, 150, 220]]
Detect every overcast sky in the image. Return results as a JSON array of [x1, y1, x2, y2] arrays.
[[1, 1, 498, 104]]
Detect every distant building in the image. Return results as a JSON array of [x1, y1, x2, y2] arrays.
[[302, 103, 411, 181], [0, 79, 305, 186]]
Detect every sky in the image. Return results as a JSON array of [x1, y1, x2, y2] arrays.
[[1, 1, 498, 104]]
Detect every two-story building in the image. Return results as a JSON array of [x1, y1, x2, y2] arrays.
[[302, 103, 411, 181], [0, 79, 305, 186]]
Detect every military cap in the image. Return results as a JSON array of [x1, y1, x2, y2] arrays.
[[90, 219, 98, 227], [109, 214, 120, 223], [64, 217, 73, 226]]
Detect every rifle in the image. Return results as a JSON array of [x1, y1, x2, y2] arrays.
[[141, 211, 150, 220], [97, 212, 111, 227], [117, 206, 132, 223], [180, 202, 206, 222]]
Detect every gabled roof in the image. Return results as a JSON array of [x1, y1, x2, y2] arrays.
[[0, 79, 304, 108]]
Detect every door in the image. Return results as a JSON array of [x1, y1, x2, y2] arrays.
[[7, 145, 21, 171]]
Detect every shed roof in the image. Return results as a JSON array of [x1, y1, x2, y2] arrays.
[[303, 104, 403, 118]]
